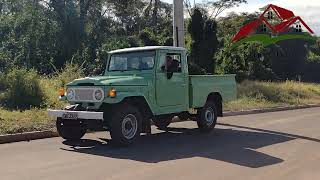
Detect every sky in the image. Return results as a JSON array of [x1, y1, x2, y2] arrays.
[[161, 0, 320, 35]]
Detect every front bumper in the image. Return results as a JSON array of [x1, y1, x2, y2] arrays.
[[48, 109, 104, 120]]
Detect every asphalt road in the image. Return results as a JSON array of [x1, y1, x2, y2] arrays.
[[1, 107, 320, 180]]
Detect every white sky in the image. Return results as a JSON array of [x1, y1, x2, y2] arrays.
[[161, 0, 320, 35]]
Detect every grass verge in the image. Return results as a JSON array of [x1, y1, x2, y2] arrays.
[[225, 80, 320, 111], [0, 108, 54, 135]]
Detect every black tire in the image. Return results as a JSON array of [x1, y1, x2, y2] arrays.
[[109, 103, 142, 146], [197, 101, 217, 132], [152, 116, 172, 130], [56, 118, 86, 140]]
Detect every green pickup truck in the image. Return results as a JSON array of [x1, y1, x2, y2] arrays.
[[48, 46, 236, 145]]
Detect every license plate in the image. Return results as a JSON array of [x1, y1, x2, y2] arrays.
[[62, 112, 78, 119]]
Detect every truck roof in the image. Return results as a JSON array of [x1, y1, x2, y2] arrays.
[[109, 46, 186, 54]]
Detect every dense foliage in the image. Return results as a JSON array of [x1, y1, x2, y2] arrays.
[[0, 0, 173, 75], [188, 8, 218, 74]]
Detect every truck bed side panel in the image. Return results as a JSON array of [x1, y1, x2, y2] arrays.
[[189, 75, 237, 108]]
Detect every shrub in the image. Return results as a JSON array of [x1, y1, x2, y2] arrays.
[[41, 63, 84, 108], [1, 68, 44, 109], [55, 63, 84, 87]]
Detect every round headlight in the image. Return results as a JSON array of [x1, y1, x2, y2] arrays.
[[94, 89, 104, 101], [67, 89, 75, 100]]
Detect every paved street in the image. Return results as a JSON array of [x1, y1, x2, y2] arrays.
[[1, 107, 320, 180]]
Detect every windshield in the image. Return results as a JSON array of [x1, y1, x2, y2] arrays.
[[108, 51, 155, 72]]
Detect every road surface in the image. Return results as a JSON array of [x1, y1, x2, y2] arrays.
[[1, 107, 320, 180]]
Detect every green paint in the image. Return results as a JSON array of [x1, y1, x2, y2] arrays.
[[64, 46, 237, 116]]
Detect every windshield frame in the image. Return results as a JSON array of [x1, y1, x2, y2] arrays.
[[106, 50, 156, 73]]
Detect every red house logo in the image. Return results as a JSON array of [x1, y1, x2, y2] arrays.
[[232, 4, 316, 46]]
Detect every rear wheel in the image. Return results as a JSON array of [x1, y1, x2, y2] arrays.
[[197, 101, 217, 132], [56, 118, 86, 140], [152, 116, 173, 130], [109, 103, 142, 146]]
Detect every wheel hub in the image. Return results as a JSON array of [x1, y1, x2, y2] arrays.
[[205, 108, 214, 126], [122, 114, 138, 140]]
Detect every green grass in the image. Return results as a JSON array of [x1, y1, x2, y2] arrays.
[[225, 80, 320, 111], [0, 108, 55, 135], [1, 78, 320, 135]]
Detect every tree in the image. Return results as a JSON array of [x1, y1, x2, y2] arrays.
[[188, 8, 218, 74], [79, 0, 91, 43], [144, 0, 160, 28], [206, 0, 247, 19], [144, 0, 172, 34], [184, 0, 247, 18], [49, 0, 112, 73], [217, 12, 258, 39], [106, 0, 145, 35], [0, 0, 60, 73], [49, 0, 81, 68], [307, 40, 320, 62], [215, 38, 276, 81]]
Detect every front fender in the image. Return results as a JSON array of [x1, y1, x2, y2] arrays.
[[103, 92, 155, 114]]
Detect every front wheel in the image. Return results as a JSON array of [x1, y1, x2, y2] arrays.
[[109, 103, 142, 146], [56, 118, 86, 140], [197, 101, 217, 132]]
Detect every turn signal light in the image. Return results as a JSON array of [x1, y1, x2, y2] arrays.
[[58, 88, 65, 96], [108, 88, 116, 98]]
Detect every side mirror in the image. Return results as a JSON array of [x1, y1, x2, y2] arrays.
[[166, 71, 173, 79]]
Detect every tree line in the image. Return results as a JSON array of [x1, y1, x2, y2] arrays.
[[1, 0, 320, 82]]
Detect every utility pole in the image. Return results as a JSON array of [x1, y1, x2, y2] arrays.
[[173, 0, 184, 47]]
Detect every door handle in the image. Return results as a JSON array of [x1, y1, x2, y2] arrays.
[[181, 84, 187, 87]]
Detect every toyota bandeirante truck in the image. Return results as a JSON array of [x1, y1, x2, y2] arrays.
[[48, 46, 237, 145]]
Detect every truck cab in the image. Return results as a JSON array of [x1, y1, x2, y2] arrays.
[[49, 46, 236, 145]]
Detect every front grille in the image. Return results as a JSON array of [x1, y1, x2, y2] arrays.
[[68, 87, 104, 102], [74, 88, 94, 101]]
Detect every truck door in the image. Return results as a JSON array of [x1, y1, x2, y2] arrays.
[[156, 50, 188, 107]]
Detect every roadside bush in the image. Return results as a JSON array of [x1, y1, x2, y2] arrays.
[[41, 63, 84, 108], [1, 68, 44, 109], [55, 63, 84, 87]]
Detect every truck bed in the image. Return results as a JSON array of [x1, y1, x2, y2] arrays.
[[189, 75, 237, 108]]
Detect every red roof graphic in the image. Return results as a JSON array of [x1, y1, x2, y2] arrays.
[[232, 4, 314, 42]]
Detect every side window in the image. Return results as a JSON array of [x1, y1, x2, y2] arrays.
[[159, 53, 182, 73]]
